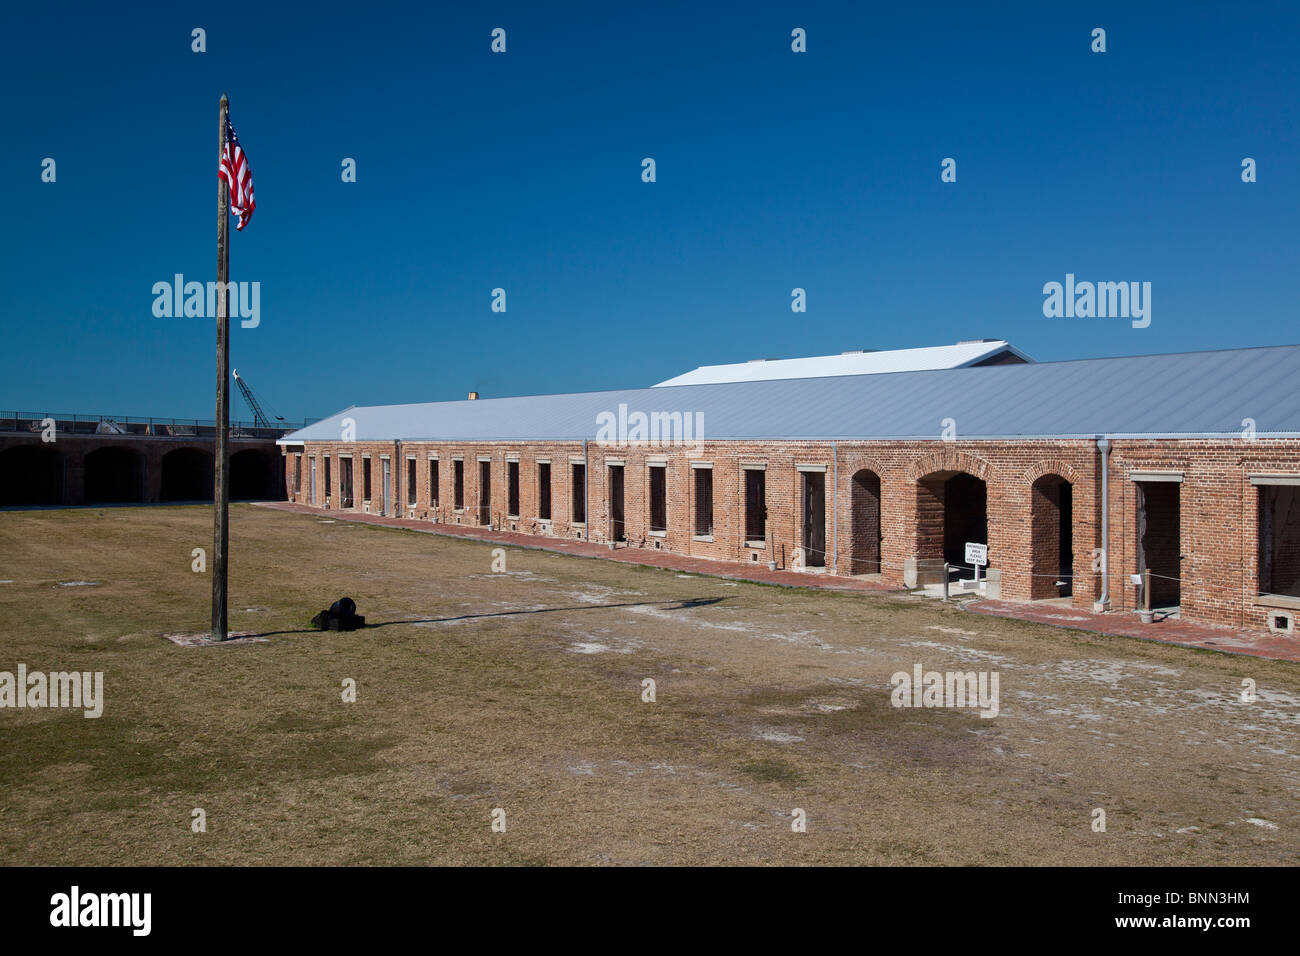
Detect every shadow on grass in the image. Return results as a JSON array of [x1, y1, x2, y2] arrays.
[[246, 596, 728, 639]]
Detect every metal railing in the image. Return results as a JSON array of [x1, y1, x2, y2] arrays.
[[0, 411, 318, 440]]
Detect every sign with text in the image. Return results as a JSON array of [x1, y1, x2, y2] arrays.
[[965, 542, 988, 567]]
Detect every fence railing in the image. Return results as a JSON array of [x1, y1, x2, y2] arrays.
[[0, 412, 318, 441]]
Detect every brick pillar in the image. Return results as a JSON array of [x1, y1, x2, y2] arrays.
[[145, 448, 164, 503], [64, 450, 85, 505]]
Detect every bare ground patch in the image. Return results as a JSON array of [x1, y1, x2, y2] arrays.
[[0, 504, 1296, 865]]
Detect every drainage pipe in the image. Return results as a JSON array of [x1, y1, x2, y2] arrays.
[[582, 439, 590, 542], [1095, 437, 1111, 612], [832, 440, 838, 575]]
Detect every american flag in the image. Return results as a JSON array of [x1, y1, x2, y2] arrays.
[[218, 116, 255, 231]]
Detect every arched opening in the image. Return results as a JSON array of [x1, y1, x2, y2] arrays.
[[0, 444, 64, 506], [230, 448, 278, 500], [1031, 474, 1073, 599], [160, 447, 214, 502], [917, 470, 988, 580], [849, 469, 882, 574], [84, 446, 146, 503]]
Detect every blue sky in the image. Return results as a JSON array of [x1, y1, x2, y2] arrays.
[[3, 1, 1298, 422]]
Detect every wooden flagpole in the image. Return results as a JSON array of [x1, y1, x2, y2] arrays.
[[212, 93, 231, 641]]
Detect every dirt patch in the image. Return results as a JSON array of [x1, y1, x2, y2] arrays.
[[1, 504, 1297, 865]]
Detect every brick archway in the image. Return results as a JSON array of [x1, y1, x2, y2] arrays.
[[84, 445, 146, 503], [160, 446, 214, 501], [1021, 459, 1084, 487], [0, 444, 64, 506], [907, 448, 994, 483], [847, 468, 882, 573], [1030, 473, 1074, 599]]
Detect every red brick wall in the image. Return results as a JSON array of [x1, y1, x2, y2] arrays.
[[282, 437, 1300, 633]]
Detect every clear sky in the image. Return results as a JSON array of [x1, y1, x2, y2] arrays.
[[3, 1, 1298, 422]]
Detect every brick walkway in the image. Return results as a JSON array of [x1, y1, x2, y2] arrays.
[[965, 599, 1300, 664], [257, 501, 1300, 664]]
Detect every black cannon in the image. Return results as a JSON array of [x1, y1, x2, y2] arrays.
[[311, 596, 365, 631]]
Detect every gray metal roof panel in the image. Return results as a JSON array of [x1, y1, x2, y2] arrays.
[[281, 345, 1300, 443]]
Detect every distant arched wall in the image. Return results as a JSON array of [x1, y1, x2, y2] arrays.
[[84, 446, 146, 503], [230, 448, 279, 500], [0, 444, 64, 506], [161, 447, 214, 501]]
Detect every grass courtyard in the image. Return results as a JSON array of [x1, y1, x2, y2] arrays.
[[0, 504, 1296, 865]]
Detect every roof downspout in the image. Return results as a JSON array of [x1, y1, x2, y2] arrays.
[[582, 439, 589, 542], [1094, 437, 1111, 612], [832, 440, 838, 575]]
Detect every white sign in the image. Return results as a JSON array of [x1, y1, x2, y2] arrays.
[[964, 542, 988, 566]]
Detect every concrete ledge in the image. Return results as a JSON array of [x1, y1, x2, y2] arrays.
[[904, 558, 947, 589]]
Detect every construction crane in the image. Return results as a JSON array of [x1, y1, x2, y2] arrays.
[[232, 369, 285, 428]]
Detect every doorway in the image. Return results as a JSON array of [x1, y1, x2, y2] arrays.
[[1030, 474, 1073, 599], [478, 459, 491, 525], [609, 465, 625, 542], [381, 458, 392, 516], [1136, 480, 1181, 609], [802, 471, 826, 567], [339, 457, 354, 509]]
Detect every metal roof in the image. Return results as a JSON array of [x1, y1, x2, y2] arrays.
[[281, 344, 1300, 444], [652, 340, 1032, 386]]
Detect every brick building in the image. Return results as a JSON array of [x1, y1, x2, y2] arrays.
[[278, 343, 1300, 636]]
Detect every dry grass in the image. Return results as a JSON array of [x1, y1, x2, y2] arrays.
[[0, 504, 1296, 865]]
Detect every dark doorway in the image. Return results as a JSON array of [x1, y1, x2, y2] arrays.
[[649, 465, 666, 533], [84, 447, 145, 503], [230, 448, 277, 500], [571, 463, 585, 523], [802, 471, 826, 567], [744, 468, 766, 542], [160, 448, 213, 501], [0, 445, 64, 506], [507, 460, 520, 516], [944, 472, 988, 569], [693, 467, 713, 537], [339, 457, 354, 509], [1030, 475, 1073, 598], [849, 469, 881, 573], [1137, 481, 1181, 608], [382, 458, 392, 516], [609, 464, 625, 541], [1259, 483, 1300, 597], [537, 462, 551, 520], [1059, 482, 1073, 595], [478, 459, 491, 524], [916, 471, 989, 578]]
